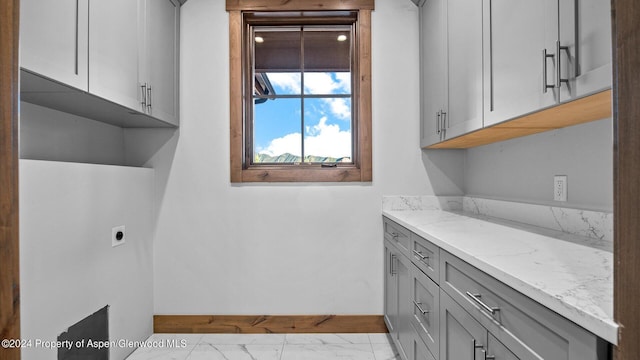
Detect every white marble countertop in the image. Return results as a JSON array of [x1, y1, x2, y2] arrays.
[[382, 208, 617, 345]]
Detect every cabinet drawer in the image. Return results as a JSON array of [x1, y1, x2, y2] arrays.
[[410, 233, 439, 284], [384, 218, 411, 256], [411, 329, 436, 360], [410, 264, 439, 360], [440, 250, 603, 360]]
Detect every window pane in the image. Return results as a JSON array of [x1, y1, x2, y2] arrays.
[[304, 72, 351, 95], [253, 98, 302, 163], [303, 28, 351, 75], [303, 98, 352, 163], [254, 28, 301, 95]]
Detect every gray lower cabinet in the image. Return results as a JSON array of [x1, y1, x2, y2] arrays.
[[440, 291, 487, 360], [410, 263, 439, 359], [384, 239, 413, 360], [383, 217, 609, 360]]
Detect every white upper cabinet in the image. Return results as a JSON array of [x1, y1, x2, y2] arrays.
[[20, 0, 89, 91], [483, 0, 558, 127], [445, 0, 484, 139], [144, 0, 180, 126], [419, 0, 447, 147], [419, 0, 483, 147], [558, 0, 612, 102], [89, 0, 145, 113], [484, 0, 612, 127], [19, 0, 180, 128]]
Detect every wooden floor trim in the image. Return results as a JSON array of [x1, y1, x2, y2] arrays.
[[154, 315, 388, 334]]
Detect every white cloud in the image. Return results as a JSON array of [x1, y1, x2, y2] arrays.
[[267, 72, 301, 94], [259, 117, 351, 159]]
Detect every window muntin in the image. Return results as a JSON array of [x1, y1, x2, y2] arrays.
[[250, 24, 354, 165]]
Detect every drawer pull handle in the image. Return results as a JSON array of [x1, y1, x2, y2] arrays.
[[466, 292, 500, 315], [390, 232, 399, 240], [412, 249, 428, 262], [413, 301, 429, 315]]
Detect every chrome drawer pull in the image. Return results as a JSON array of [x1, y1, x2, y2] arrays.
[[390, 232, 398, 239], [466, 291, 500, 315], [413, 301, 429, 315], [412, 249, 428, 262]]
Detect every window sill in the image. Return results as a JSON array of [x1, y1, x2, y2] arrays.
[[236, 166, 370, 182]]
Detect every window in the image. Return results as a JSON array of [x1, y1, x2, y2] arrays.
[[227, 0, 374, 182]]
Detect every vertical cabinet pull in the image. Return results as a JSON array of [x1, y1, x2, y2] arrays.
[[542, 49, 555, 93], [74, 0, 79, 75], [141, 83, 148, 107], [556, 40, 569, 89], [390, 254, 397, 275], [436, 111, 441, 134], [147, 85, 152, 109]]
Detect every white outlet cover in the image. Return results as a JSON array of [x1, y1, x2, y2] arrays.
[[554, 175, 568, 202], [112, 225, 126, 247]]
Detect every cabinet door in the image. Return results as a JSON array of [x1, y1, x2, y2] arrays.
[[397, 251, 414, 360], [145, 0, 180, 125], [419, 0, 447, 148], [440, 291, 487, 360], [89, 0, 144, 112], [483, 0, 558, 126], [444, 0, 483, 139], [20, 0, 89, 91], [558, 0, 612, 101], [384, 242, 398, 335], [412, 332, 437, 360], [487, 333, 520, 360]]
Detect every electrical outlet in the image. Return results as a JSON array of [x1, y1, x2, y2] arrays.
[[554, 175, 567, 202], [112, 225, 126, 247]]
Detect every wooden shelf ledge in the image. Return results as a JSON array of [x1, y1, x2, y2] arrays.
[[426, 89, 612, 149]]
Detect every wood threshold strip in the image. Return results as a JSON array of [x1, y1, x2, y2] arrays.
[[154, 315, 387, 334], [427, 89, 612, 149]]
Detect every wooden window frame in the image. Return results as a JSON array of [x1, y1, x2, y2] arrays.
[[227, 0, 374, 183]]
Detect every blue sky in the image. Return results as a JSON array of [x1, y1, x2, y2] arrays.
[[254, 72, 352, 159]]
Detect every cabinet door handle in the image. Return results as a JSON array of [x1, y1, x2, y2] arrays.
[[141, 83, 147, 107], [441, 111, 448, 129], [472, 339, 485, 360], [412, 249, 428, 262], [413, 300, 429, 315], [147, 85, 153, 109], [74, 0, 79, 75], [436, 111, 441, 134], [556, 40, 569, 89], [466, 291, 500, 315], [390, 254, 397, 275], [542, 49, 555, 93]]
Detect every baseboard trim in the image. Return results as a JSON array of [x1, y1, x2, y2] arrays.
[[153, 315, 388, 334]]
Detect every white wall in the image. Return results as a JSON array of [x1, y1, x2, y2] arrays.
[[465, 118, 613, 211], [142, 0, 464, 315], [20, 160, 154, 360], [20, 102, 126, 165]]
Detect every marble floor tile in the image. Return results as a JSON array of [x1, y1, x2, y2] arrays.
[[126, 333, 396, 360], [371, 343, 401, 360], [186, 344, 283, 360], [199, 334, 286, 345], [367, 333, 393, 344], [284, 333, 371, 345], [281, 344, 376, 360]]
